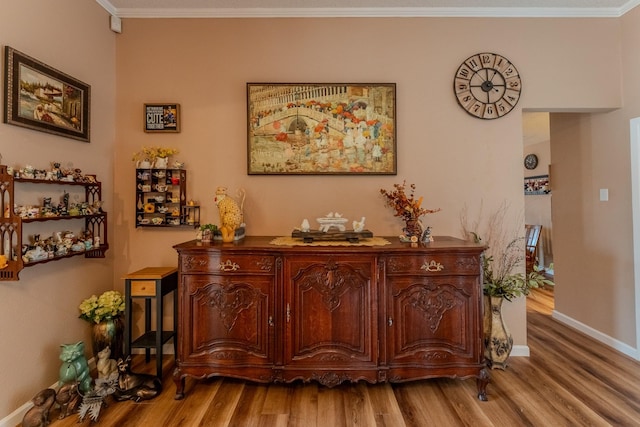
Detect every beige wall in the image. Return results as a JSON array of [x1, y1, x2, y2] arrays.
[[3, 2, 640, 420], [0, 0, 115, 418], [113, 15, 622, 359], [551, 5, 640, 349]]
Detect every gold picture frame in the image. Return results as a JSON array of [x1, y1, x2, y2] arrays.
[[247, 83, 397, 175]]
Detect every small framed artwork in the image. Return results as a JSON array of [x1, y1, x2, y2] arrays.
[[3, 46, 90, 142], [247, 83, 397, 175], [144, 103, 180, 133], [524, 175, 550, 195]]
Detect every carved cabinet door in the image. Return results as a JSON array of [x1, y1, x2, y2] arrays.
[[283, 255, 378, 372], [384, 254, 483, 379], [180, 274, 275, 367]]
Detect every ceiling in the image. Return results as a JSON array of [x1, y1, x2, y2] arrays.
[[99, 0, 639, 18]]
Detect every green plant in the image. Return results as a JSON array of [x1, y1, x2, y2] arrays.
[[482, 254, 553, 301], [200, 224, 218, 232], [461, 202, 554, 301], [78, 290, 125, 324]]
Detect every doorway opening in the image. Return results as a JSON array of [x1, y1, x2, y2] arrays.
[[523, 112, 554, 283]]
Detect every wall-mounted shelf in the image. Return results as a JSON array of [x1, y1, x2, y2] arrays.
[[135, 168, 198, 228], [0, 164, 109, 281]]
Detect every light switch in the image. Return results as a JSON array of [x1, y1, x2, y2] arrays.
[[600, 188, 609, 201]]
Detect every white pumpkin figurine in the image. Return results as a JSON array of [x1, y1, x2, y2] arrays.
[[353, 217, 366, 232]]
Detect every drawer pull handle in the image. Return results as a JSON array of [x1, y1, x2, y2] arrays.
[[286, 304, 291, 323], [388, 317, 393, 327], [421, 260, 444, 272], [268, 316, 274, 327], [219, 260, 240, 271]]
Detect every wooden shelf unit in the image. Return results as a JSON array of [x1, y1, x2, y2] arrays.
[[0, 165, 108, 281]]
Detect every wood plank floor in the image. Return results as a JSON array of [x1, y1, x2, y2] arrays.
[[46, 286, 640, 426]]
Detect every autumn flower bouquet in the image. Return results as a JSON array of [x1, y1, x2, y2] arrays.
[[380, 181, 440, 240], [78, 290, 125, 324]]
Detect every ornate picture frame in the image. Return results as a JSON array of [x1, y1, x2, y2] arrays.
[[247, 83, 397, 175], [3, 46, 90, 142]]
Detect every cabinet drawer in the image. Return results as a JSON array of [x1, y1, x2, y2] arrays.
[[181, 253, 276, 274], [130, 280, 157, 296], [385, 254, 480, 275]]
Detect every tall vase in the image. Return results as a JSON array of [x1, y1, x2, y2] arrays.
[[403, 217, 423, 239], [90, 316, 124, 362], [483, 295, 513, 369]]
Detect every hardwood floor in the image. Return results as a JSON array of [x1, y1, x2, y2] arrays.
[[46, 286, 640, 426]]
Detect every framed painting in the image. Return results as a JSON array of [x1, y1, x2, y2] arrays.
[[524, 174, 551, 195], [144, 103, 180, 133], [247, 83, 397, 175], [3, 46, 90, 142]]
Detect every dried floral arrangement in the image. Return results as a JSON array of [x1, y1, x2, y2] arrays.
[[380, 181, 440, 223], [460, 202, 553, 300]]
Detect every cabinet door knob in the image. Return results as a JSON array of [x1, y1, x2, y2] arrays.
[[286, 304, 291, 323], [268, 316, 274, 327], [388, 317, 393, 327]]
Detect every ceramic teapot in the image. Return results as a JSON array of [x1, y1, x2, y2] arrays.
[[136, 160, 151, 169], [154, 157, 168, 169]]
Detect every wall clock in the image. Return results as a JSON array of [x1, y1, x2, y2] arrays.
[[524, 153, 538, 169], [454, 52, 522, 120]]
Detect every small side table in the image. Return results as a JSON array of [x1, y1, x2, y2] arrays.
[[123, 266, 178, 379]]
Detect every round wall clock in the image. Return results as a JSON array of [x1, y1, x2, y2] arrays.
[[453, 52, 522, 120], [524, 153, 538, 169]]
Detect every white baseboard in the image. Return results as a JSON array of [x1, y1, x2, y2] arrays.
[[510, 344, 530, 357], [0, 397, 38, 427], [552, 310, 640, 360]]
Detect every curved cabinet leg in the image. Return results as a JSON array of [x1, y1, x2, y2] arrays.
[[477, 367, 490, 401], [173, 367, 186, 400]]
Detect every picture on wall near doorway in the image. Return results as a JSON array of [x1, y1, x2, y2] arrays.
[[524, 174, 550, 195], [3, 46, 91, 142], [144, 103, 180, 133], [247, 83, 397, 175]]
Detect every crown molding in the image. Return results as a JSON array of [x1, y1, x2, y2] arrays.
[[97, 1, 640, 19]]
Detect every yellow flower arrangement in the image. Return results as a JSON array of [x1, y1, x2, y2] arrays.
[[79, 290, 125, 324], [132, 146, 179, 162]]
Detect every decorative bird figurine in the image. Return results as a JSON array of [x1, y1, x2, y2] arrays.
[[300, 219, 310, 232]]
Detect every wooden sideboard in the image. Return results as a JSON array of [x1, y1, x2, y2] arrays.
[[172, 236, 489, 400]]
